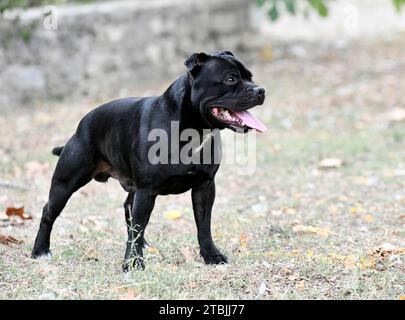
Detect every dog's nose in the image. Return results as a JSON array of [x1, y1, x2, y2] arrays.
[[254, 87, 265, 97]]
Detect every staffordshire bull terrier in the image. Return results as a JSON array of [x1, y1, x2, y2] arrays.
[[31, 51, 266, 271]]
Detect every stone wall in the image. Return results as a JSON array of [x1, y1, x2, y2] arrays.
[[0, 0, 252, 109]]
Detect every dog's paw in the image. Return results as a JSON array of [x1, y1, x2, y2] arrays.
[[31, 248, 52, 260], [122, 257, 145, 272], [201, 251, 228, 265]]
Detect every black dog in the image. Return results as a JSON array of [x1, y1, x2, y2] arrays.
[[31, 51, 266, 271]]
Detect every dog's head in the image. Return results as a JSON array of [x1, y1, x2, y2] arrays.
[[185, 51, 267, 133]]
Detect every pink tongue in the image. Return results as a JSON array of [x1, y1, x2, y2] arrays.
[[231, 110, 267, 133]]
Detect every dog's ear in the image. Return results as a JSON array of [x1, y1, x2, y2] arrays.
[[184, 52, 209, 77], [217, 50, 234, 57]]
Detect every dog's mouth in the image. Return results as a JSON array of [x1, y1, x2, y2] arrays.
[[210, 107, 267, 133]]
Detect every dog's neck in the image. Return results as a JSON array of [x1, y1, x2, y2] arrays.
[[161, 75, 214, 132], [161, 75, 190, 109]]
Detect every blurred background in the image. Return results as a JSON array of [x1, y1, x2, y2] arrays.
[[1, 0, 403, 110], [0, 0, 404, 300]]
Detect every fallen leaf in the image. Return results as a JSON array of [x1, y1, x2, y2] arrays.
[[351, 176, 379, 186], [338, 195, 349, 202], [292, 193, 302, 200], [282, 268, 292, 275], [180, 246, 196, 262], [282, 207, 297, 215], [187, 282, 198, 289], [357, 257, 376, 270], [343, 256, 357, 268], [380, 107, 405, 123], [350, 206, 366, 215], [328, 253, 356, 268], [400, 296, 405, 300], [79, 216, 105, 231], [296, 280, 306, 291], [85, 248, 100, 261], [164, 210, 182, 220], [270, 209, 283, 216], [329, 205, 340, 215], [292, 225, 331, 237], [0, 234, 23, 245], [5, 206, 32, 220], [288, 274, 299, 281], [147, 246, 159, 255], [13, 165, 22, 178], [239, 233, 249, 249], [169, 264, 178, 271], [212, 230, 223, 238], [291, 249, 300, 256], [118, 289, 138, 300], [369, 243, 405, 260], [364, 214, 374, 223], [306, 249, 314, 258], [319, 158, 343, 169], [352, 176, 368, 185]]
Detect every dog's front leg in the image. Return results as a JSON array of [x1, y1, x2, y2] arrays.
[[122, 190, 156, 272], [192, 180, 228, 264]]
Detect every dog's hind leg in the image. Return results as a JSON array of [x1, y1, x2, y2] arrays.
[[32, 137, 96, 259]]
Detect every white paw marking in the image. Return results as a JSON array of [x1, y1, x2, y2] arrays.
[[36, 252, 52, 260]]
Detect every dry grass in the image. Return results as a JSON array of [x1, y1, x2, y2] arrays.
[[0, 36, 404, 299]]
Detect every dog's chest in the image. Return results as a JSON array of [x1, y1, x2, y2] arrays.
[[156, 164, 218, 195]]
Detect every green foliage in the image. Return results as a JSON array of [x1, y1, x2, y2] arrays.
[[256, 0, 330, 21], [393, 0, 405, 11], [307, 0, 328, 17], [19, 24, 32, 42], [256, 0, 405, 21], [0, 0, 26, 13]]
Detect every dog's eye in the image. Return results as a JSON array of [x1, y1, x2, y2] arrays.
[[224, 76, 237, 85]]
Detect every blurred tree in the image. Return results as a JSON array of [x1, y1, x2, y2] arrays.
[[2, 0, 405, 15], [0, 0, 93, 13], [256, 0, 405, 21]]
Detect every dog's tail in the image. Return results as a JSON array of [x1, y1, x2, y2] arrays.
[[51, 146, 64, 156]]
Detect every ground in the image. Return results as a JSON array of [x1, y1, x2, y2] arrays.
[[0, 36, 404, 300]]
